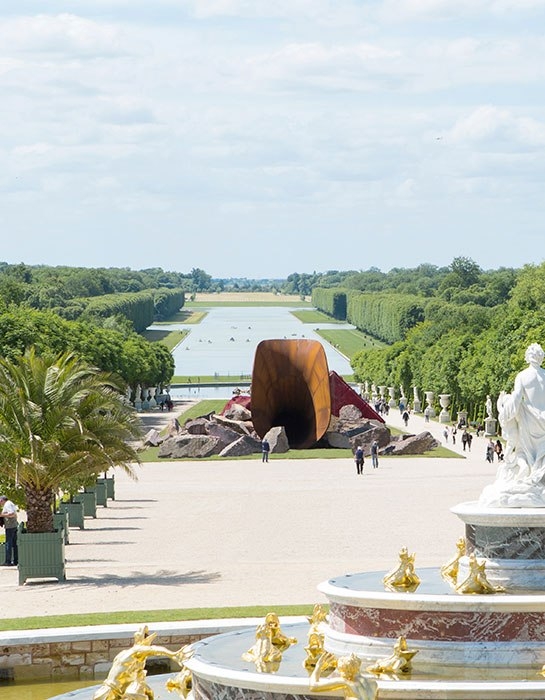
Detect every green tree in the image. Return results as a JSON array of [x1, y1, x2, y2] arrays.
[[0, 348, 142, 533]]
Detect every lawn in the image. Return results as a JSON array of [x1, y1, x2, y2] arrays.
[[153, 310, 207, 324], [141, 329, 188, 350], [290, 309, 344, 324], [317, 328, 384, 359], [0, 604, 316, 631]]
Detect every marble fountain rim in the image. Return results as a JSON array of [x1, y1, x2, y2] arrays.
[[185, 658, 545, 700], [317, 577, 545, 613], [452, 501, 545, 526]]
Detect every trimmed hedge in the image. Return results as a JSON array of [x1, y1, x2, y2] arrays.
[[312, 288, 348, 320], [347, 293, 425, 344]]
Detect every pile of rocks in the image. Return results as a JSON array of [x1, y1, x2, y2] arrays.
[[153, 402, 438, 459]]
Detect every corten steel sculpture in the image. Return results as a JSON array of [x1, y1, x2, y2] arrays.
[[251, 339, 332, 449]]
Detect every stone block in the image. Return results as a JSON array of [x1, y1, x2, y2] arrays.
[[0, 652, 31, 667], [61, 653, 85, 666], [91, 640, 109, 652], [14, 661, 53, 680], [94, 661, 113, 675], [31, 643, 52, 658], [70, 641, 92, 652], [85, 652, 110, 666]]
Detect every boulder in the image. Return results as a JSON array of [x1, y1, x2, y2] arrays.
[[158, 435, 220, 459], [383, 431, 439, 455], [338, 404, 363, 423], [351, 425, 391, 454], [264, 426, 290, 453], [223, 403, 252, 422], [213, 414, 251, 436], [324, 431, 352, 449], [185, 417, 211, 435], [219, 435, 262, 457], [142, 429, 162, 447], [207, 422, 244, 450]]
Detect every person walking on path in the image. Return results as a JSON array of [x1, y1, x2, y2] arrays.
[[466, 432, 473, 452], [486, 439, 495, 463], [443, 426, 449, 443], [461, 430, 469, 451], [0, 495, 18, 566], [261, 438, 270, 463], [354, 446, 364, 475], [402, 410, 410, 427], [451, 426, 457, 445], [371, 440, 379, 469]]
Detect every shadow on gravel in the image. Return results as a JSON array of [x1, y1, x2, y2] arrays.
[[67, 569, 221, 587]]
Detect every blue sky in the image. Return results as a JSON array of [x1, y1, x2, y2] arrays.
[[1, 1, 545, 278]]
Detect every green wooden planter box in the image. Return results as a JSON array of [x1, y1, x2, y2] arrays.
[[94, 480, 108, 507], [58, 501, 85, 529], [0, 542, 5, 563], [18, 524, 66, 585], [53, 511, 70, 544], [74, 490, 97, 518], [97, 475, 115, 500]]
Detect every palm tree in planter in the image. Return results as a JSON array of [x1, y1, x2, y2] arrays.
[[0, 348, 142, 583]]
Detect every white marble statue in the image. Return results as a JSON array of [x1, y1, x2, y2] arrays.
[[485, 394, 493, 419], [480, 343, 545, 507]]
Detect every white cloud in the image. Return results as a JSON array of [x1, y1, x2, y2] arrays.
[[0, 13, 126, 57]]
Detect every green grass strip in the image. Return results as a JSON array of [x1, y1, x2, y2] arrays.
[[0, 605, 317, 631], [171, 375, 252, 384], [290, 310, 344, 324], [141, 329, 189, 350], [317, 328, 384, 359], [153, 310, 207, 324]]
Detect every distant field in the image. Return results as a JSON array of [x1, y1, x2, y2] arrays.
[[186, 292, 310, 307], [192, 292, 306, 303], [317, 328, 384, 359], [291, 309, 344, 324]]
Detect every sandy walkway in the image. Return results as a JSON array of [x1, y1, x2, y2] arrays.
[[0, 407, 498, 618]]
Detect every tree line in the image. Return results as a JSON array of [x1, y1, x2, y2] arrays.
[[312, 258, 545, 423]]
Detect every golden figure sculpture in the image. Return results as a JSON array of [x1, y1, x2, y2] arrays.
[[165, 666, 193, 698], [123, 669, 154, 700], [440, 537, 466, 587], [455, 552, 505, 594], [309, 651, 378, 700], [251, 339, 331, 449], [366, 636, 418, 677], [303, 604, 329, 672], [304, 632, 329, 673], [92, 626, 188, 700], [241, 612, 297, 673], [307, 603, 329, 634], [383, 546, 421, 592]]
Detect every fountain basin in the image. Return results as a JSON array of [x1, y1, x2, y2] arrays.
[[318, 569, 545, 667]]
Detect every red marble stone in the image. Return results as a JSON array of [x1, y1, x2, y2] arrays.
[[329, 602, 545, 642]]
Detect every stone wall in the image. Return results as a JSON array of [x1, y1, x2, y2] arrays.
[[0, 618, 291, 682]]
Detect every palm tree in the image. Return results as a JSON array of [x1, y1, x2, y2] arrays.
[[0, 348, 142, 533]]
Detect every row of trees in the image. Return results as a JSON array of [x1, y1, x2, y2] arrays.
[[345, 261, 545, 422]]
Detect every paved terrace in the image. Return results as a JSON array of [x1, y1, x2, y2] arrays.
[[0, 405, 498, 619]]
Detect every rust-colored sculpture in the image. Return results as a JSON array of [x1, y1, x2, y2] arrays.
[[251, 339, 331, 449]]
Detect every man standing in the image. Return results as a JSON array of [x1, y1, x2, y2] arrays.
[[354, 446, 364, 475], [261, 438, 270, 463], [371, 440, 379, 469], [0, 495, 18, 566]]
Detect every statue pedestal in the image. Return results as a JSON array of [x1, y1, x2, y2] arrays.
[[439, 409, 450, 424], [452, 501, 545, 590], [484, 417, 497, 436], [413, 399, 421, 413]]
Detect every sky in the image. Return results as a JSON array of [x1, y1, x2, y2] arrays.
[[1, 1, 545, 279]]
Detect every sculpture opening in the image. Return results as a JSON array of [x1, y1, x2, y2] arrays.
[[251, 339, 331, 449]]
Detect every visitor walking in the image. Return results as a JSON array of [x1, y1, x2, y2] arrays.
[[371, 440, 379, 469], [261, 438, 270, 463], [443, 426, 449, 443], [486, 439, 495, 463], [0, 495, 18, 566], [402, 410, 409, 427], [354, 446, 364, 475]]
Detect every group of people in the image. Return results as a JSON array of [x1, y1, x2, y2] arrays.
[[353, 441, 379, 474], [486, 438, 504, 463]]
